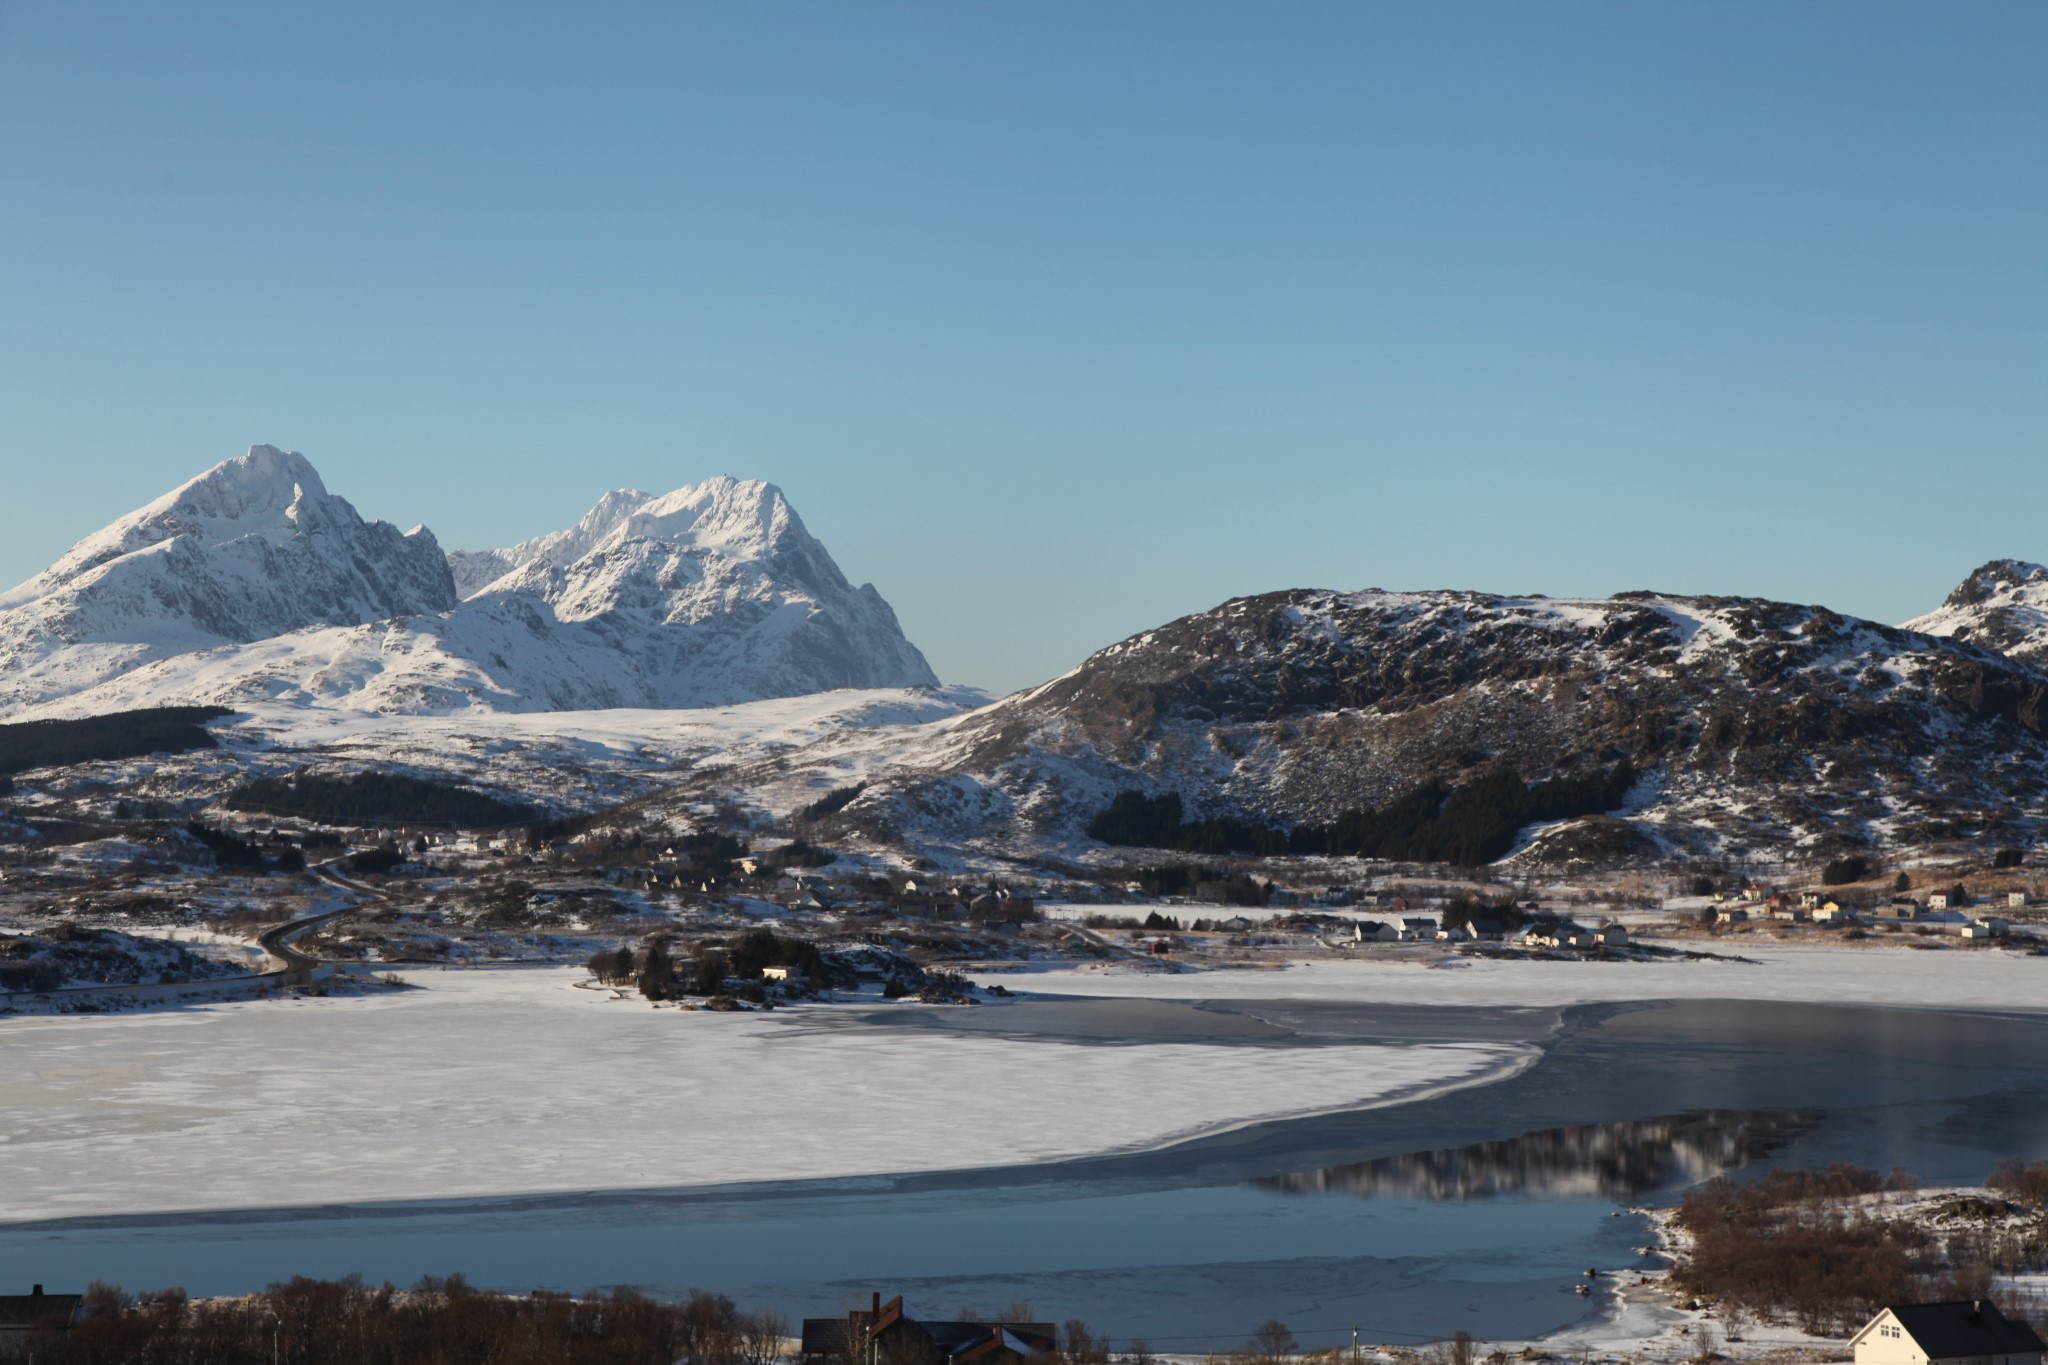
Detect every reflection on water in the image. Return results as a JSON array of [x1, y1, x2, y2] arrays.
[[1258, 1109, 1819, 1202]]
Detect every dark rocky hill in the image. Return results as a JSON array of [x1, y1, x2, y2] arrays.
[[849, 588, 2048, 861]]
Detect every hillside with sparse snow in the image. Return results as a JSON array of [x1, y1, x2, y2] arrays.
[[691, 587, 2048, 860]]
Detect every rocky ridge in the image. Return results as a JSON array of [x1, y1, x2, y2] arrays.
[[1903, 559, 2048, 664]]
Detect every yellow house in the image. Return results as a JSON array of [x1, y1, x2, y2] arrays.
[[1852, 1301, 2044, 1365]]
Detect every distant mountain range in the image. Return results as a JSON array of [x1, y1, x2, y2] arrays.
[[0, 446, 937, 718], [8, 443, 2047, 863]]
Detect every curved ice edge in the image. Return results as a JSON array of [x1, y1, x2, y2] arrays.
[[0, 1041, 1545, 1235]]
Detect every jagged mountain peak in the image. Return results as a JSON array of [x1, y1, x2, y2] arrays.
[[1903, 559, 2048, 663], [449, 476, 810, 600], [0, 445, 457, 717], [5, 445, 348, 608], [1941, 559, 2048, 609]]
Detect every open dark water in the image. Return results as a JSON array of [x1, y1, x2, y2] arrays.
[[8, 997, 2048, 1347]]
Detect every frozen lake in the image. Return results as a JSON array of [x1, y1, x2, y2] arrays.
[[8, 993, 2048, 1346]]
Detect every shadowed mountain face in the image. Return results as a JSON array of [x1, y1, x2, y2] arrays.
[[1256, 1109, 1819, 1203], [1, 451, 938, 718], [821, 587, 2048, 857]]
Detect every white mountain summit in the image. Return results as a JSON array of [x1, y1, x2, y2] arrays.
[[0, 446, 456, 715], [0, 447, 939, 718]]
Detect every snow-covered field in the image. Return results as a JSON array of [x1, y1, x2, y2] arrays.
[[0, 967, 1530, 1224], [1000, 940, 2048, 1011]]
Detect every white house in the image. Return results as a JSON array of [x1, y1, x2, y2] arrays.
[[1851, 1300, 2045, 1365], [2009, 891, 2029, 909], [1594, 924, 1629, 948], [1399, 916, 1438, 941], [1352, 920, 1400, 943], [1929, 892, 1954, 911]]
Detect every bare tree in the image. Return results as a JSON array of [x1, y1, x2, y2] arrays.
[[1249, 1319, 1298, 1362], [740, 1308, 789, 1365]]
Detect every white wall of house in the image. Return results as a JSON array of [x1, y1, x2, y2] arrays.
[[1854, 1312, 1927, 1365]]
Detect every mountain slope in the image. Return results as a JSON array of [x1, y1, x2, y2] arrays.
[[1903, 560, 2048, 664], [753, 588, 2048, 859], [0, 446, 455, 716]]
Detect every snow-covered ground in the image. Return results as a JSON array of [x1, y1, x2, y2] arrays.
[[996, 940, 2048, 1011], [0, 967, 1531, 1224], [12, 685, 991, 814]]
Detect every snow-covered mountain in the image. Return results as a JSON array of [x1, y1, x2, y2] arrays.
[[1, 450, 938, 718], [0, 446, 455, 716], [1903, 559, 2048, 664]]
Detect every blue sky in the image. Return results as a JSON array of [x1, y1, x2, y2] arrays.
[[2, 2, 2042, 693]]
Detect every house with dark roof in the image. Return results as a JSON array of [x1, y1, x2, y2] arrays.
[[0, 1285, 84, 1355], [1852, 1300, 2046, 1365], [801, 1294, 1056, 1365]]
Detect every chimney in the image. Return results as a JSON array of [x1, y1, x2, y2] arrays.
[[31, 1285, 43, 1297], [1973, 1300, 1984, 1324], [872, 1292, 881, 1318]]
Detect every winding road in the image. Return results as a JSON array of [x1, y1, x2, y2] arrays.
[[0, 860, 379, 1008]]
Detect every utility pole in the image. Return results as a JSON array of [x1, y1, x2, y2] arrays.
[[1352, 1327, 1360, 1362]]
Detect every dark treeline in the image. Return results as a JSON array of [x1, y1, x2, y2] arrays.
[[26, 1275, 786, 1365], [0, 706, 231, 777], [225, 772, 537, 828], [1090, 763, 1637, 866], [797, 782, 867, 820]]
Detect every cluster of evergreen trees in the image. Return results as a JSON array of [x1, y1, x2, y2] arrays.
[[1090, 763, 1637, 868], [0, 705, 231, 777], [225, 771, 536, 828], [1088, 792, 1288, 857], [1126, 865, 1271, 906], [185, 823, 305, 874], [591, 928, 829, 1002]]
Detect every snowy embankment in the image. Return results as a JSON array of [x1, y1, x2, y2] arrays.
[[1000, 940, 2048, 1011], [0, 967, 1530, 1224]]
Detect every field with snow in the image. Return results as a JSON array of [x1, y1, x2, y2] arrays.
[[0, 966, 1530, 1224]]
